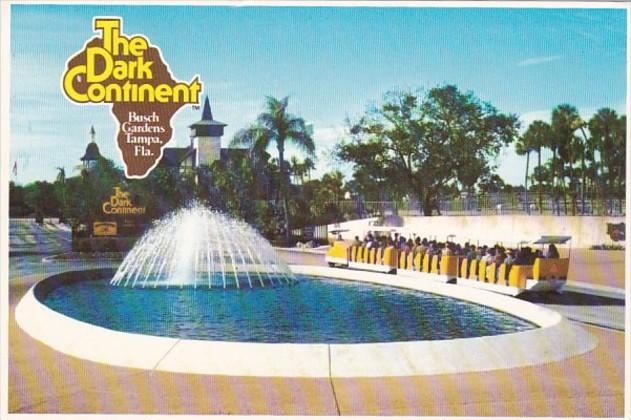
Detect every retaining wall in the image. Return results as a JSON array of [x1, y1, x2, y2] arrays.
[[331, 215, 625, 248]]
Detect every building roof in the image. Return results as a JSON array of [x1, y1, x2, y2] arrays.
[[189, 97, 227, 128], [80, 142, 101, 161], [160, 146, 196, 168]]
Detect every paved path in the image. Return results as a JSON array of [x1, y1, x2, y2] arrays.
[[6, 220, 627, 416], [520, 290, 625, 331], [8, 218, 71, 256]]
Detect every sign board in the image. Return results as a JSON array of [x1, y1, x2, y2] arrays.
[[303, 226, 315, 240], [93, 221, 118, 236], [607, 223, 625, 242], [102, 187, 146, 215]]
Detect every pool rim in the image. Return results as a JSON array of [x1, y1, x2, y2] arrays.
[[15, 264, 597, 378]]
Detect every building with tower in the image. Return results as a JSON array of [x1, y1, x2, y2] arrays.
[[80, 125, 102, 170], [159, 96, 245, 174]]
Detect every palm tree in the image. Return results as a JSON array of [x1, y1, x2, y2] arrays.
[[576, 120, 593, 214], [232, 96, 315, 243], [588, 108, 626, 214], [518, 121, 552, 214], [290, 156, 302, 185], [514, 134, 532, 213], [55, 167, 67, 222], [303, 157, 315, 182], [524, 121, 552, 213], [551, 104, 581, 215]]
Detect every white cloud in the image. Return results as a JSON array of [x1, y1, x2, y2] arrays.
[[518, 109, 552, 129], [516, 55, 562, 67], [313, 125, 346, 146]]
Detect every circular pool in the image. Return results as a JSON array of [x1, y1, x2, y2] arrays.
[[16, 265, 597, 377], [41, 274, 535, 343]]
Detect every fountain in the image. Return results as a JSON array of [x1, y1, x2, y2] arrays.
[[110, 205, 296, 289]]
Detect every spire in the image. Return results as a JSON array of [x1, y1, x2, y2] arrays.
[[201, 96, 213, 121], [189, 96, 226, 136], [89, 125, 96, 143]]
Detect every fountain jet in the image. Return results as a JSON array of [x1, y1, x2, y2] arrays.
[[110, 205, 296, 289]]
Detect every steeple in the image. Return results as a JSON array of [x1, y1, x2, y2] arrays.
[[189, 96, 227, 138], [189, 97, 226, 167], [201, 96, 213, 121], [81, 125, 101, 167]]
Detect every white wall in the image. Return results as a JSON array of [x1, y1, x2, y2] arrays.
[[195, 136, 221, 166], [330, 215, 625, 248]]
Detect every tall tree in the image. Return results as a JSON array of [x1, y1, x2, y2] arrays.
[[514, 133, 533, 213], [588, 108, 626, 213], [337, 85, 519, 215], [232, 96, 315, 243], [520, 120, 552, 213], [303, 157, 315, 182], [551, 104, 582, 215], [55, 167, 68, 222]]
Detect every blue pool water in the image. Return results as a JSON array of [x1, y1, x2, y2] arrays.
[[42, 276, 535, 343]]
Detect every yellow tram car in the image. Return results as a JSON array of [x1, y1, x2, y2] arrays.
[[325, 235, 570, 296]]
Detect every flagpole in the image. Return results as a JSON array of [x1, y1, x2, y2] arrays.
[[12, 160, 17, 184]]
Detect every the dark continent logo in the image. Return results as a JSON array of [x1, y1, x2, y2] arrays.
[[62, 17, 202, 178]]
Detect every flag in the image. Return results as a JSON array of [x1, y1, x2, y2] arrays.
[[12, 161, 17, 177]]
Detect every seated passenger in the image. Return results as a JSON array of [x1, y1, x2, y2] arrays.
[[352, 236, 362, 247], [513, 249, 528, 266], [466, 245, 477, 260], [418, 239, 428, 254], [476, 246, 486, 261], [365, 233, 375, 249], [412, 237, 422, 254], [546, 244, 560, 259], [522, 247, 535, 264], [504, 249, 515, 266], [489, 251, 505, 279]]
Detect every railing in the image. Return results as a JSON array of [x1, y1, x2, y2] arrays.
[[304, 193, 625, 223], [290, 225, 328, 240]]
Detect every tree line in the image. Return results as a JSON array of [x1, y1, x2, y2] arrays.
[[337, 85, 625, 216], [9, 84, 626, 242], [515, 106, 625, 215]]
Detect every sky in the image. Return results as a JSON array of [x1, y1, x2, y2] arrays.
[[9, 4, 627, 186]]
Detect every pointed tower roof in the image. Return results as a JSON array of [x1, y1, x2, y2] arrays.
[[189, 96, 227, 137], [201, 96, 213, 120], [81, 125, 101, 161]]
